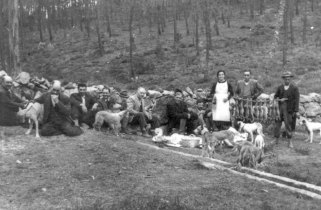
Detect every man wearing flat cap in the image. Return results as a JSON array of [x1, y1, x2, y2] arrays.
[[167, 88, 198, 134], [273, 71, 300, 148]]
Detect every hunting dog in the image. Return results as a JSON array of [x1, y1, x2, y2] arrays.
[[237, 121, 264, 143], [201, 127, 236, 158], [299, 117, 321, 144], [17, 102, 44, 138], [93, 110, 128, 135], [254, 134, 265, 150], [235, 141, 263, 169]]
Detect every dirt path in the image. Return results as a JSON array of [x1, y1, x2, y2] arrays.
[[1, 126, 321, 209]]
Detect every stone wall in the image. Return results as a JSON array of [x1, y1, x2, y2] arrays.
[[299, 93, 321, 121]]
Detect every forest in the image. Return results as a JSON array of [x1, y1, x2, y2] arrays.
[[0, 0, 320, 93]]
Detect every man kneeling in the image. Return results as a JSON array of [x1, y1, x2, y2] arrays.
[[35, 81, 83, 137]]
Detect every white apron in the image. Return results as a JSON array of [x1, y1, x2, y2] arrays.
[[212, 81, 230, 122]]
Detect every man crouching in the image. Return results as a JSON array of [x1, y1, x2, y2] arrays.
[[35, 80, 83, 137]]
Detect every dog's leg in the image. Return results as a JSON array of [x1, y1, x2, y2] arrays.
[[35, 119, 40, 139], [250, 132, 254, 143], [310, 131, 314, 143], [25, 119, 33, 135]]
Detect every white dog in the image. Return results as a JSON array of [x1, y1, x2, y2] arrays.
[[254, 134, 265, 150], [299, 117, 321, 144], [17, 102, 44, 138], [237, 121, 264, 143]]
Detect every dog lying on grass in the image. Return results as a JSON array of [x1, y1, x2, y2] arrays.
[[299, 117, 321, 144], [237, 121, 264, 143], [234, 141, 263, 169], [93, 110, 128, 136], [17, 102, 44, 138]]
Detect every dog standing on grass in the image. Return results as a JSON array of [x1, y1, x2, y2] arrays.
[[234, 141, 263, 169], [93, 110, 128, 136], [299, 117, 321, 144], [17, 102, 44, 138], [201, 128, 220, 158], [237, 121, 264, 143]]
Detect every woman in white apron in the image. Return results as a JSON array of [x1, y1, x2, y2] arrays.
[[209, 70, 234, 131]]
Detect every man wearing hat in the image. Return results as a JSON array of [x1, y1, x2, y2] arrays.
[[0, 76, 27, 126], [34, 80, 83, 136], [273, 71, 300, 148], [70, 83, 98, 127], [167, 88, 198, 134]]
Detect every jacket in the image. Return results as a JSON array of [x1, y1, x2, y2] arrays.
[[70, 92, 96, 110], [235, 79, 263, 99], [35, 92, 72, 123], [274, 83, 300, 113], [0, 85, 24, 126], [127, 94, 148, 121], [167, 99, 189, 120]]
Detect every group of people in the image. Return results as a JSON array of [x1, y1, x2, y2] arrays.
[[0, 69, 300, 147]]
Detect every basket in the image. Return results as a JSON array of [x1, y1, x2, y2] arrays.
[[180, 136, 201, 148]]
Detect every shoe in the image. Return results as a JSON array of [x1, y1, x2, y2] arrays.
[[120, 128, 131, 134], [288, 140, 294, 148], [142, 131, 152, 138]]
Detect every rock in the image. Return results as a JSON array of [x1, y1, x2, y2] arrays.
[[300, 94, 313, 103], [308, 93, 321, 103], [299, 104, 306, 115], [304, 102, 321, 117], [0, 70, 8, 78]]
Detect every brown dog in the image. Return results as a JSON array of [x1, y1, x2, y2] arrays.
[[235, 141, 263, 169], [201, 128, 220, 158], [93, 110, 128, 135]]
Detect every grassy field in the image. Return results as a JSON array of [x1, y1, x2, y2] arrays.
[[1, 125, 321, 209]]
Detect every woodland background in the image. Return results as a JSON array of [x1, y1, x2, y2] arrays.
[[0, 0, 321, 93]]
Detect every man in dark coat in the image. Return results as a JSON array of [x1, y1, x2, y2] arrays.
[[0, 76, 26, 126], [70, 83, 97, 127], [35, 81, 83, 136], [167, 89, 198, 134], [273, 71, 300, 148]]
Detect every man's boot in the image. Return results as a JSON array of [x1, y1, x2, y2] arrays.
[[74, 119, 79, 127], [179, 119, 187, 134], [121, 116, 131, 134], [142, 129, 152, 138]]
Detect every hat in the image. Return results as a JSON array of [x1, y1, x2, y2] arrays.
[[281, 71, 294, 78], [174, 88, 183, 94], [119, 90, 129, 98]]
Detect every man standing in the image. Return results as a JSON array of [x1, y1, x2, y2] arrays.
[[274, 71, 300, 148], [70, 83, 97, 127], [126, 87, 160, 137], [235, 70, 263, 100], [35, 81, 83, 136], [0, 76, 26, 126], [167, 89, 198, 134]]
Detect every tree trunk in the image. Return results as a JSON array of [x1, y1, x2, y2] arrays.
[[173, 0, 178, 45], [104, 0, 112, 37], [0, 0, 6, 71], [129, 4, 136, 80], [37, 0, 43, 42], [283, 0, 289, 66], [302, 0, 307, 44], [259, 0, 264, 15], [227, 0, 232, 28], [289, 0, 294, 44], [8, 0, 21, 75], [84, 0, 90, 38], [195, 13, 199, 56], [95, 4, 103, 56], [295, 0, 299, 15], [249, 0, 255, 20], [310, 0, 314, 12], [183, 3, 190, 36], [46, 4, 54, 43]]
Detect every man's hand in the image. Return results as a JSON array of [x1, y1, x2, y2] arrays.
[[278, 98, 288, 102], [223, 98, 228, 103], [51, 95, 59, 105], [187, 113, 191, 119], [81, 104, 88, 113], [92, 103, 98, 110], [294, 112, 300, 119]]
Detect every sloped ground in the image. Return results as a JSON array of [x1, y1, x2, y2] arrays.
[[20, 13, 321, 93], [1, 126, 321, 209]]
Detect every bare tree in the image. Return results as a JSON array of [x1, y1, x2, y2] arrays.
[[283, 0, 289, 66], [302, 0, 308, 44], [8, 0, 21, 74]]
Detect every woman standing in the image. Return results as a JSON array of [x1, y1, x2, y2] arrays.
[[209, 70, 234, 131]]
